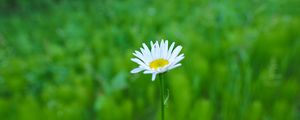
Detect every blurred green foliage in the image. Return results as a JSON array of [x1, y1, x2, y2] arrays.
[[0, 0, 300, 120]]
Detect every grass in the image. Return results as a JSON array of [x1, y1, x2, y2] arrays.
[[0, 0, 300, 120]]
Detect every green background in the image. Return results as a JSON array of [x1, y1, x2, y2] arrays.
[[0, 0, 299, 120]]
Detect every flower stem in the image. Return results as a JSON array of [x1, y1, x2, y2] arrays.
[[159, 73, 165, 120]]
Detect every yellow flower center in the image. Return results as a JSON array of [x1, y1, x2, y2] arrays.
[[149, 59, 169, 70]]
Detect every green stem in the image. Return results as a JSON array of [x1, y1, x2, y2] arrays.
[[159, 73, 165, 120]]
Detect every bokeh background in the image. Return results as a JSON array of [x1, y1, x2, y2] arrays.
[[0, 0, 300, 120]]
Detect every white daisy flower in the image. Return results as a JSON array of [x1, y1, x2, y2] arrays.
[[130, 39, 184, 81]]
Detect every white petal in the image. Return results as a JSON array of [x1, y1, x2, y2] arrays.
[[150, 41, 154, 48], [155, 41, 160, 59], [139, 48, 151, 64], [167, 42, 175, 59], [142, 43, 152, 61], [131, 67, 144, 73], [168, 63, 182, 71], [159, 68, 167, 73], [160, 40, 165, 58], [143, 70, 154, 74], [157, 67, 167, 73], [133, 51, 146, 63], [155, 41, 159, 47], [140, 47, 146, 56], [168, 45, 182, 60], [163, 40, 168, 59], [170, 57, 184, 68], [152, 41, 159, 59], [152, 73, 157, 81], [131, 58, 149, 69], [169, 53, 184, 66], [151, 41, 156, 59]]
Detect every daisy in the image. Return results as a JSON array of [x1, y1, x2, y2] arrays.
[[130, 39, 184, 81]]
